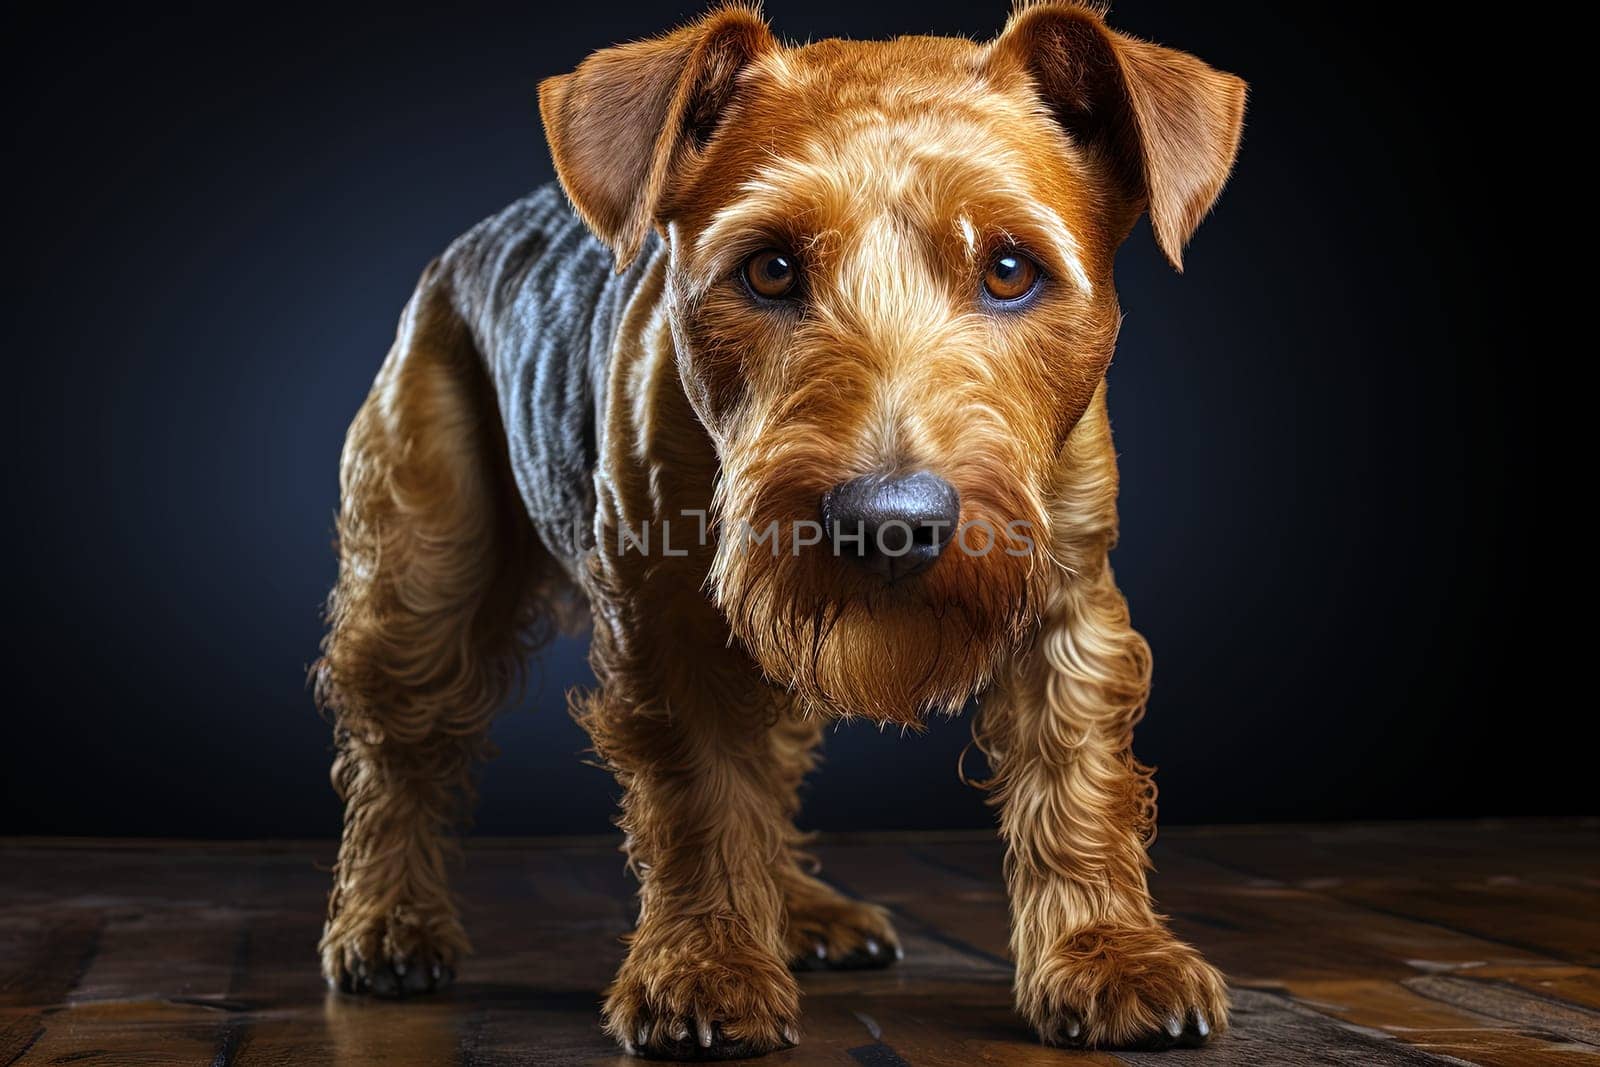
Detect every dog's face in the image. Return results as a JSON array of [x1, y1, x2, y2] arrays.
[[542, 4, 1245, 722]]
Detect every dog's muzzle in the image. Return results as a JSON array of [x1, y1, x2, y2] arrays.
[[821, 471, 961, 583]]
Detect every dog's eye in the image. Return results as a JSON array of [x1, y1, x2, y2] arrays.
[[983, 251, 1041, 304], [743, 249, 799, 300]]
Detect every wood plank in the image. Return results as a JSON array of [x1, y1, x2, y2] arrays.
[[0, 911, 102, 1064], [320, 996, 466, 1066], [1275, 978, 1600, 1066], [1401, 974, 1600, 1046], [2, 824, 1596, 1065], [1166, 820, 1600, 885], [227, 849, 340, 1067], [816, 839, 1587, 1063], [1463, 964, 1600, 1013], [1142, 843, 1593, 1063], [813, 842, 1013, 968], [13, 847, 267, 1066], [1327, 882, 1600, 967], [795, 983, 1123, 1067], [16, 1000, 225, 1066], [1120, 988, 1467, 1065], [1169, 824, 1600, 965]]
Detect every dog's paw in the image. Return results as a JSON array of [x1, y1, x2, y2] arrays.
[[1019, 923, 1228, 1049], [320, 909, 465, 1000], [783, 879, 902, 971], [328, 951, 456, 999], [605, 922, 800, 1060]]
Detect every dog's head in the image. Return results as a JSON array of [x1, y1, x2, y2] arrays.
[[541, 2, 1245, 723]]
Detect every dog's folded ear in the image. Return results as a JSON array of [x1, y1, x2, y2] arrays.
[[539, 7, 776, 270], [989, 2, 1246, 271]]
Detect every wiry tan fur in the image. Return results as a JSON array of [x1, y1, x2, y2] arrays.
[[316, 1, 1244, 1055], [314, 269, 560, 994], [973, 389, 1227, 1046]]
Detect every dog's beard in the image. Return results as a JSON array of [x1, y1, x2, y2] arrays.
[[710, 494, 1044, 725]]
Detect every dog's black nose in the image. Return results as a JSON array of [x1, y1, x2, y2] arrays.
[[822, 471, 961, 583]]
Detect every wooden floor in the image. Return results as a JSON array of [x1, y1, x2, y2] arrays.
[[2, 821, 1597, 1066]]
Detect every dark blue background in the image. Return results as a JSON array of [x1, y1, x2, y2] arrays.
[[4, 4, 1561, 836]]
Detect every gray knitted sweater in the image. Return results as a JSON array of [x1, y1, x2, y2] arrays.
[[438, 183, 662, 579]]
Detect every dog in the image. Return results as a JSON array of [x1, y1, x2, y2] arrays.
[[313, 1, 1246, 1056]]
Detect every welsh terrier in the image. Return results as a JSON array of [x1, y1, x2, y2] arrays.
[[314, 1, 1246, 1056]]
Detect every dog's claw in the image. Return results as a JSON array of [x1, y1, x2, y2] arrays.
[[332, 952, 454, 999], [1173, 1011, 1212, 1048], [401, 963, 431, 994], [1047, 1003, 1214, 1050], [625, 1011, 792, 1060], [817, 937, 899, 971], [369, 968, 399, 997]]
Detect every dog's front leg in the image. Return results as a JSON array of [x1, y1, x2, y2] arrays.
[[981, 562, 1228, 1049], [578, 619, 800, 1059]]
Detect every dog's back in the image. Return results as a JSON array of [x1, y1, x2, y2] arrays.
[[437, 183, 659, 578]]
